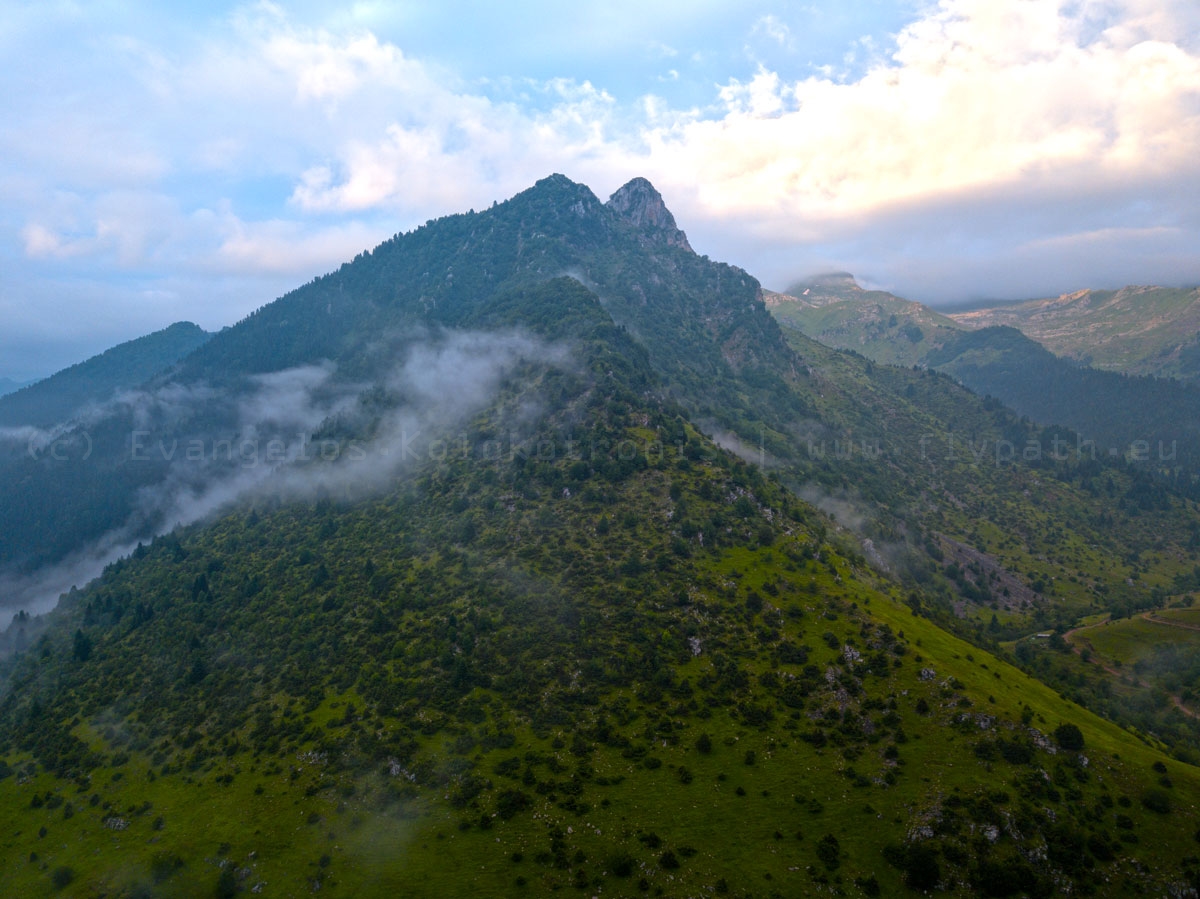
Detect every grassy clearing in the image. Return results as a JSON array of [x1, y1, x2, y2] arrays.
[[1086, 618, 1200, 667]]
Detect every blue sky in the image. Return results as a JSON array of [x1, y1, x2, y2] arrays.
[[2, 0, 1199, 379]]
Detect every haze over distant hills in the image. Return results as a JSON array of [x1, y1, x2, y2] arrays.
[[0, 378, 33, 398], [0, 322, 211, 430], [769, 274, 1200, 467]]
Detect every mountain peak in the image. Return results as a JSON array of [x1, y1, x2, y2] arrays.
[[506, 173, 605, 220], [799, 272, 862, 292], [780, 271, 867, 305], [533, 172, 584, 193], [606, 177, 693, 251]]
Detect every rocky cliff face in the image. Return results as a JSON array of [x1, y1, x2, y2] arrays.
[[606, 177, 693, 251]]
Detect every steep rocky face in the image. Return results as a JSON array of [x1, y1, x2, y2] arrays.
[[606, 177, 693, 251]]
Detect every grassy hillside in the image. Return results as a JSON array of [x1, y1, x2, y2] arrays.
[[766, 275, 963, 368], [949, 286, 1200, 381], [770, 327, 1200, 757]]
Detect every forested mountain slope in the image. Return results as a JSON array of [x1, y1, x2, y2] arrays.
[[0, 378, 34, 398], [0, 322, 211, 429], [926, 326, 1200, 473], [1, 178, 1199, 896], [1, 279, 1198, 896], [0, 175, 789, 583]]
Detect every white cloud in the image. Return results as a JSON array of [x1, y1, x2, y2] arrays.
[[640, 0, 1200, 232], [287, 76, 624, 215], [717, 68, 789, 117], [212, 214, 388, 274], [20, 192, 186, 268], [234, 0, 1200, 264], [21, 224, 74, 259], [255, 19, 427, 104], [751, 14, 795, 49]]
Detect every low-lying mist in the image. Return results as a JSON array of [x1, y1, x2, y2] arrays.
[[0, 328, 569, 622]]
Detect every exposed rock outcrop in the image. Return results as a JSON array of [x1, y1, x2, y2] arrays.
[[606, 177, 693, 252]]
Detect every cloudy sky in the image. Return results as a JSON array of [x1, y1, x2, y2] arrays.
[[2, 0, 1198, 380]]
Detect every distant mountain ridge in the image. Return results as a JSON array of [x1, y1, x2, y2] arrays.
[[766, 273, 963, 367], [949, 285, 1200, 381], [0, 378, 33, 398], [0, 321, 211, 429], [772, 276, 1200, 383], [782, 271, 885, 303], [768, 275, 1200, 473]]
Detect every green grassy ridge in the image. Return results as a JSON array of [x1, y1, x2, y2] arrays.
[[2, 397, 1200, 896], [770, 294, 962, 369], [1084, 618, 1200, 666], [1059, 606, 1200, 741], [1022, 614, 1200, 760], [949, 286, 1200, 381], [1151, 608, 1200, 625]]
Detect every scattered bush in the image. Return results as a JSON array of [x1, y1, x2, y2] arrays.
[[884, 842, 940, 890], [1142, 789, 1172, 814], [1054, 723, 1085, 751], [496, 790, 531, 820], [608, 852, 635, 877], [816, 833, 841, 870], [51, 867, 75, 890], [150, 852, 184, 883]]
